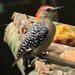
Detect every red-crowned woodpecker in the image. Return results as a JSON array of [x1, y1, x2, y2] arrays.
[[12, 5, 63, 69]]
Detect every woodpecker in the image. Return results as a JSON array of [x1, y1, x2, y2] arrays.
[[12, 5, 63, 69]]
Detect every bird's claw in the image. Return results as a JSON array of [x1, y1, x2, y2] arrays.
[[31, 57, 39, 65], [31, 56, 47, 65]]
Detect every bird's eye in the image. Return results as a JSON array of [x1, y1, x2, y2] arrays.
[[46, 8, 51, 12]]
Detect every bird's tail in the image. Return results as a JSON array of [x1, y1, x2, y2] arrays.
[[12, 52, 26, 67]]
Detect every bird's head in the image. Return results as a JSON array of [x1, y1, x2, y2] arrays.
[[36, 5, 63, 20]]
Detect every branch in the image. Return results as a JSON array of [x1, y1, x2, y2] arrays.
[[47, 43, 75, 54], [43, 52, 75, 69]]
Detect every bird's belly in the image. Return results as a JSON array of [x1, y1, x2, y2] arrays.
[[31, 33, 54, 56]]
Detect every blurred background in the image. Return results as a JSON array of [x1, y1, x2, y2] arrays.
[[0, 0, 75, 75]]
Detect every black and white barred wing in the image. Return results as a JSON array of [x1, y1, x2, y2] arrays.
[[12, 22, 48, 67]]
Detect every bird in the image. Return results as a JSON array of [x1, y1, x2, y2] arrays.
[[12, 5, 63, 71]]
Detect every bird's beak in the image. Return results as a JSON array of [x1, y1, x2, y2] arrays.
[[53, 6, 64, 11]]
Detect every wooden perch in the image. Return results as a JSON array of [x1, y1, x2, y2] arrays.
[[42, 52, 75, 69], [47, 43, 75, 54]]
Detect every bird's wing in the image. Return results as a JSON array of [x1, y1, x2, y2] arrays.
[[12, 22, 48, 67]]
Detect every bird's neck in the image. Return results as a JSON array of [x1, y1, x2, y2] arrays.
[[39, 17, 55, 30], [39, 17, 52, 23]]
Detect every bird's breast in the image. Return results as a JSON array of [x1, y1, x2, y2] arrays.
[[31, 29, 55, 56]]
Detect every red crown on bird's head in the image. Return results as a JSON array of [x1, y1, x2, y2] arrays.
[[36, 5, 53, 19]]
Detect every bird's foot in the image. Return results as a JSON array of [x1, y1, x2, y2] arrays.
[[31, 56, 47, 65], [42, 49, 51, 55], [31, 57, 39, 65]]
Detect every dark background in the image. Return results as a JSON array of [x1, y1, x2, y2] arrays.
[[0, 0, 75, 75]]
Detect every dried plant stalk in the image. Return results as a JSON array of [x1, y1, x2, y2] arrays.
[[4, 22, 25, 75]]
